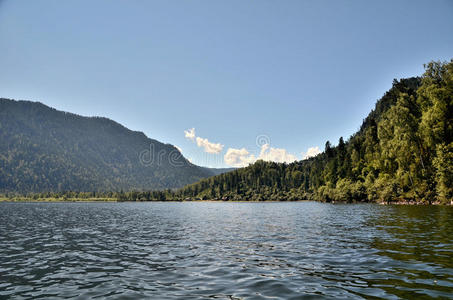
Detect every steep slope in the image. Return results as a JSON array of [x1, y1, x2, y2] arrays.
[[0, 99, 214, 192], [170, 60, 452, 204]]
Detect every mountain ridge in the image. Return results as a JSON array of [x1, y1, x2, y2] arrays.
[[0, 98, 225, 192]]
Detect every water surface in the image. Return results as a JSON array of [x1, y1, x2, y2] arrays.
[[0, 202, 452, 299]]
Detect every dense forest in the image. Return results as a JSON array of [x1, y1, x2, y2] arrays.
[[1, 60, 451, 204], [0, 99, 226, 192], [104, 60, 450, 204]]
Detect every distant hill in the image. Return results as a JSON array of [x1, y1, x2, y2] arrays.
[[0, 99, 222, 192], [169, 60, 452, 204], [205, 167, 236, 176]]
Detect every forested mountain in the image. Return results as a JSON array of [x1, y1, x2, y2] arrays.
[[164, 60, 451, 204], [1, 60, 451, 203], [0, 99, 220, 192]]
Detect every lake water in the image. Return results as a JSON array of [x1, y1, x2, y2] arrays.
[[0, 202, 452, 299]]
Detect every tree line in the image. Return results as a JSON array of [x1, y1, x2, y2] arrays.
[[2, 60, 451, 204], [173, 60, 452, 204]]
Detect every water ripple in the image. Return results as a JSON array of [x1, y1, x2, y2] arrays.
[[0, 202, 452, 299]]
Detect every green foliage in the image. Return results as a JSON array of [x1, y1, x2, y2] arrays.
[[0, 100, 215, 192], [433, 143, 453, 204], [1, 60, 451, 204], [171, 60, 452, 204]]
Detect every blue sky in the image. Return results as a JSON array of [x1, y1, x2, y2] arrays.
[[1, 0, 452, 167]]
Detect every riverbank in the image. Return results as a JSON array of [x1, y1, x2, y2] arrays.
[[1, 197, 451, 205], [0, 197, 309, 203], [0, 197, 117, 202], [378, 200, 452, 206]]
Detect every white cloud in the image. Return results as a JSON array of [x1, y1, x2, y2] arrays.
[[195, 137, 224, 154], [224, 144, 298, 167], [185, 127, 304, 166], [184, 127, 224, 154], [224, 148, 256, 167], [258, 144, 298, 163], [184, 128, 196, 141], [302, 146, 321, 159]]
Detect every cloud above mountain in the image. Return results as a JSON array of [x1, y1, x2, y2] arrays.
[[258, 144, 298, 164], [224, 144, 299, 167], [224, 148, 256, 167], [195, 137, 224, 154], [184, 128, 224, 154], [185, 128, 320, 167], [302, 146, 321, 159], [184, 128, 196, 141]]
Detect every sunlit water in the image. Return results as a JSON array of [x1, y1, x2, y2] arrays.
[[0, 202, 452, 299]]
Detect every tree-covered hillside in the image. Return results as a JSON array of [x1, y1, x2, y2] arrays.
[[169, 61, 451, 204], [0, 99, 217, 192], [1, 60, 451, 203]]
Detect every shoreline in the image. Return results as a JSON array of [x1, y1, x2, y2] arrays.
[[0, 198, 451, 205]]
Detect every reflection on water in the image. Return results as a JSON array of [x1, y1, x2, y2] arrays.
[[0, 202, 452, 299], [368, 205, 453, 299]]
